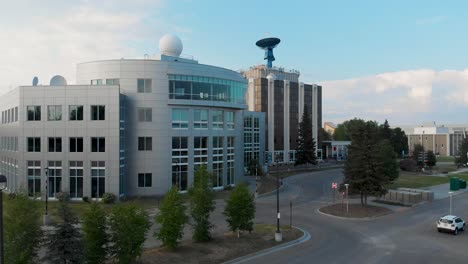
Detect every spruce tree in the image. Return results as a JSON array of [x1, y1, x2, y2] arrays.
[[380, 119, 392, 140], [5, 192, 42, 264], [83, 203, 108, 264], [344, 121, 398, 205], [189, 165, 215, 242], [295, 107, 317, 165], [426, 150, 437, 168], [155, 186, 188, 249], [43, 201, 84, 264], [223, 184, 256, 238], [412, 144, 425, 167]]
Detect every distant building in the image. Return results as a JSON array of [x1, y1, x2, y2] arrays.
[[324, 122, 336, 135], [406, 123, 467, 156], [241, 65, 322, 164]]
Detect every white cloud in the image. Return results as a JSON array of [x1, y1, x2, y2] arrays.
[[320, 69, 468, 125], [0, 0, 181, 94]]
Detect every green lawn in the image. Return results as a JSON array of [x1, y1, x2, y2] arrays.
[[389, 173, 468, 189], [436, 156, 455, 162]]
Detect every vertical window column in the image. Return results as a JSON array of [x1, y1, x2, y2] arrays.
[[69, 161, 84, 198], [227, 137, 235, 185], [27, 161, 41, 197], [212, 136, 224, 187], [172, 137, 188, 191], [91, 161, 106, 198], [48, 161, 62, 198]]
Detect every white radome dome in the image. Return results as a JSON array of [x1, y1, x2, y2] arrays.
[[159, 34, 183, 57], [50, 75, 67, 86]]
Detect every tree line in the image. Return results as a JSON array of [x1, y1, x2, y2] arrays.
[[5, 165, 255, 264]]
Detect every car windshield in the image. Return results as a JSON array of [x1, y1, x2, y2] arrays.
[[440, 219, 453, 224]]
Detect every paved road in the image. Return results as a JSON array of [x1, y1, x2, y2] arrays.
[[248, 168, 468, 264]]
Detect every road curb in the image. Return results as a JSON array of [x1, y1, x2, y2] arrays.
[[222, 226, 311, 264], [316, 207, 395, 221]]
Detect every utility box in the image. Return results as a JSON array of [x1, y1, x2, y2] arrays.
[[450, 178, 460, 191], [459, 179, 467, 189]]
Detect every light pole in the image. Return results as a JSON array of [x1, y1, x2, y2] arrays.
[[275, 154, 282, 242], [43, 168, 50, 226], [449, 191, 453, 215], [345, 184, 349, 214], [0, 175, 7, 264]]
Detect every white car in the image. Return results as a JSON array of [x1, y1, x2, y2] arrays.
[[437, 215, 465, 235]]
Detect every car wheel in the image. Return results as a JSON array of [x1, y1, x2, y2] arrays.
[[437, 229, 441, 233], [454, 228, 458, 236], [462, 226, 465, 232]]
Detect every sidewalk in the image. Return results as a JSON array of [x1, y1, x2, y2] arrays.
[[424, 183, 468, 200]]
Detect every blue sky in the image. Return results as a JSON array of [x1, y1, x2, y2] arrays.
[[1, 0, 468, 125]]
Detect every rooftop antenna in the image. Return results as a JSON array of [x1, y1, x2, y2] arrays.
[[256, 37, 281, 68]]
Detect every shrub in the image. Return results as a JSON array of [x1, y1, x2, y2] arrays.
[[82, 196, 89, 203], [154, 186, 188, 249], [55, 192, 70, 202], [400, 159, 417, 172], [102, 192, 116, 204], [7, 192, 17, 200]]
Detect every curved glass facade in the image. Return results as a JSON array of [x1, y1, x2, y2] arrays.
[[168, 75, 247, 105]]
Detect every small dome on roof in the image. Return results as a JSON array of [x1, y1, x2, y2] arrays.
[[50, 75, 67, 86], [159, 34, 183, 57]]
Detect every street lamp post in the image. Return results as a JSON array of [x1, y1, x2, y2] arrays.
[[43, 168, 50, 226], [345, 184, 349, 214], [449, 191, 453, 215], [0, 175, 7, 264], [275, 154, 282, 242]]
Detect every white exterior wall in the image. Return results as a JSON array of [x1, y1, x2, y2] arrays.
[[76, 58, 247, 196]]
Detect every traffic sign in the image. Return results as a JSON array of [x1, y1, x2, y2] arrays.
[[332, 182, 337, 189]]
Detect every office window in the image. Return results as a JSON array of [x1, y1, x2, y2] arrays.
[[172, 109, 188, 129], [137, 107, 152, 122], [226, 111, 235, 129], [91, 161, 105, 198], [69, 105, 83, 121], [27, 160, 41, 197], [194, 109, 208, 129], [14, 107, 18, 122], [48, 137, 62, 152], [212, 110, 224, 129], [48, 161, 62, 198], [69, 161, 84, 198], [91, 105, 105, 121], [27, 137, 41, 152], [194, 136, 208, 168], [137, 79, 152, 93], [69, 137, 83, 152], [27, 106, 41, 121], [106, 78, 120, 85], [48, 105, 62, 121], [91, 137, 105, 152], [138, 137, 152, 151], [212, 136, 224, 187], [138, 173, 152, 187], [91, 79, 103, 85]]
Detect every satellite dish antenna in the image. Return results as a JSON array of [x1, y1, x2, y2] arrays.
[[256, 37, 281, 68], [32, 76, 39, 86]]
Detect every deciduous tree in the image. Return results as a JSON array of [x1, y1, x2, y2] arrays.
[[83, 203, 108, 264], [5, 192, 42, 264], [109, 204, 151, 264], [189, 165, 216, 242], [155, 186, 188, 249], [223, 184, 255, 237]]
